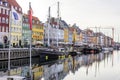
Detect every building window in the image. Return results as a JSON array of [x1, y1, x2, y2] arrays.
[[2, 26, 4, 32], [0, 8, 1, 13], [2, 17, 5, 23], [1, 8, 3, 14], [6, 10, 8, 15], [3, 2, 8, 6], [37, 21, 39, 24], [19, 8, 21, 11], [25, 18, 28, 22], [3, 9, 5, 14], [15, 7, 17, 10], [0, 26, 1, 32], [14, 27, 15, 32], [32, 20, 35, 24], [0, 17, 1, 23], [23, 17, 24, 21], [6, 27, 8, 32], [6, 18, 8, 24], [0, 1, 2, 5]]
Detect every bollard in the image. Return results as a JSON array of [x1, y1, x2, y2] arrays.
[[61, 56, 63, 59], [45, 56, 48, 60], [69, 55, 71, 58], [58, 56, 60, 59], [62, 55, 64, 59], [63, 55, 65, 59], [61, 56, 62, 59]]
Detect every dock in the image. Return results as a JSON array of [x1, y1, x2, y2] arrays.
[[0, 48, 66, 61], [0, 48, 39, 61]]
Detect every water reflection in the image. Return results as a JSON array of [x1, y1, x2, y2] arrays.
[[0, 51, 119, 80]]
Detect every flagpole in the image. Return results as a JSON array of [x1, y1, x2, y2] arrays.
[[29, 2, 32, 80], [8, 9, 12, 76], [29, 30, 32, 80]]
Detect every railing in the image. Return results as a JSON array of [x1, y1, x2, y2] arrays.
[[0, 48, 40, 61]]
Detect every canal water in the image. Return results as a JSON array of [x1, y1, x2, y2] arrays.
[[0, 50, 120, 80]]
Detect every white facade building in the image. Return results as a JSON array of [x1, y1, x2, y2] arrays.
[[44, 17, 64, 47]]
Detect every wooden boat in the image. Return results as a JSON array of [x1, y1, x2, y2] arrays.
[[79, 45, 102, 54]]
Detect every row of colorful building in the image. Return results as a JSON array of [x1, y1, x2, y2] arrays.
[[0, 0, 113, 48]]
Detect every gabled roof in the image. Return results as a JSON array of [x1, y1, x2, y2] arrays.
[[23, 14, 40, 21], [60, 20, 68, 27], [23, 14, 41, 25], [7, 0, 21, 7], [32, 16, 39, 21], [7, 0, 22, 13], [68, 27, 74, 32]]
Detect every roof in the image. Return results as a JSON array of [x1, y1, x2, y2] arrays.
[[23, 14, 43, 26], [60, 20, 68, 27], [7, 0, 20, 7], [23, 14, 39, 20], [68, 27, 74, 32], [33, 16, 39, 21], [7, 0, 22, 13]]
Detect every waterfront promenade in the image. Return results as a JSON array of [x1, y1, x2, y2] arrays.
[[0, 47, 67, 61], [0, 48, 38, 61]]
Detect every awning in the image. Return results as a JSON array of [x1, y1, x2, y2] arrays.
[[58, 42, 65, 44], [36, 41, 43, 44]]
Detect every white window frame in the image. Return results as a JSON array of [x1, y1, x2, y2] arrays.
[[0, 1, 2, 5], [4, 3, 8, 6], [2, 26, 4, 32], [0, 8, 1, 13], [0, 26, 2, 32], [0, 17, 2, 23], [6, 18, 8, 24], [6, 10, 8, 15], [5, 27, 7, 32], [2, 17, 5, 23], [19, 8, 21, 11], [15, 7, 17, 10]]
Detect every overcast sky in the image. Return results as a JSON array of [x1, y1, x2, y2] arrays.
[[16, 0, 120, 41]]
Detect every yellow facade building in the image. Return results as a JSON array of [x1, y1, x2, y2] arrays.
[[7, 0, 23, 47], [32, 16, 44, 45], [64, 28, 69, 43], [73, 28, 77, 43], [79, 32, 83, 42], [11, 9, 22, 47]]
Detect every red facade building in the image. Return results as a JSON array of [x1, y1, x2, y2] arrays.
[[0, 0, 9, 44]]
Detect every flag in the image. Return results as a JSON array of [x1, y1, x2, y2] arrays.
[[29, 2, 33, 30], [11, 6, 20, 20]]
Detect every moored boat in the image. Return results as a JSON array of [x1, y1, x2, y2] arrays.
[[80, 45, 102, 54], [102, 47, 113, 52], [0, 75, 26, 80]]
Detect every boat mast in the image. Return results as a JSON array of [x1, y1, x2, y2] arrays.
[[8, 8, 12, 76], [112, 28, 114, 46], [57, 1, 60, 47], [47, 7, 51, 47]]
